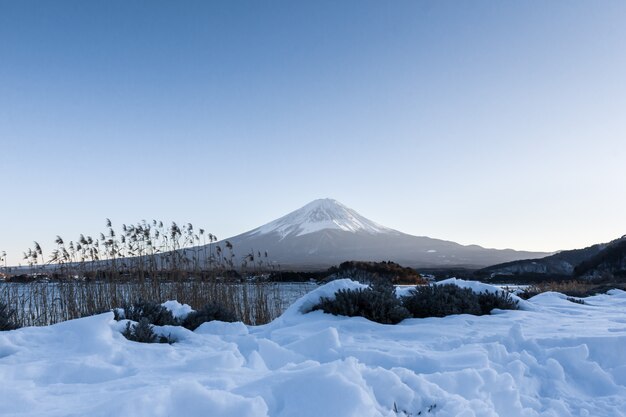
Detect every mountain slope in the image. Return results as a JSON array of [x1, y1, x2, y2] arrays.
[[573, 237, 626, 278], [205, 199, 549, 270], [480, 235, 626, 279]]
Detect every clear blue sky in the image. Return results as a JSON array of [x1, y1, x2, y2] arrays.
[[1, 1, 625, 265]]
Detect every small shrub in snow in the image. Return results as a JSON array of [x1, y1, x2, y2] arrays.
[[402, 285, 482, 318], [312, 281, 410, 324], [114, 301, 178, 326], [122, 318, 156, 343], [476, 291, 519, 314], [402, 285, 518, 318], [566, 297, 585, 305], [516, 289, 540, 300], [122, 318, 174, 344], [181, 303, 237, 331], [0, 302, 18, 331]]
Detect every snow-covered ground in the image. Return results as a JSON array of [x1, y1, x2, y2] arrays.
[[1, 279, 625, 417]]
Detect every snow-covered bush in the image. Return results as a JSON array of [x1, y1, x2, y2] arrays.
[[0, 302, 18, 331], [476, 290, 519, 314], [114, 301, 178, 326], [114, 299, 239, 336], [402, 284, 517, 318], [311, 282, 519, 323], [181, 303, 237, 331], [311, 281, 410, 324], [122, 318, 173, 344], [402, 285, 481, 318]]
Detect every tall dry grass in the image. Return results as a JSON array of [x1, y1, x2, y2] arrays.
[[518, 280, 626, 299], [0, 218, 297, 328], [4, 218, 274, 281], [0, 279, 311, 328]]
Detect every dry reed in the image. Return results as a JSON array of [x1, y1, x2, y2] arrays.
[[0, 279, 312, 328], [1, 218, 301, 328]]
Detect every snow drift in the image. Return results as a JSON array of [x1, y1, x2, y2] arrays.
[[1, 280, 626, 416]]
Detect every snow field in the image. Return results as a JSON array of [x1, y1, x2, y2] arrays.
[[1, 279, 626, 416]]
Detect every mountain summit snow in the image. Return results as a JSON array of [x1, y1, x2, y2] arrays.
[[204, 199, 550, 270], [250, 198, 392, 238]]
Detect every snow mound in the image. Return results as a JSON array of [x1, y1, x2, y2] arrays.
[[278, 278, 367, 321], [436, 277, 504, 293], [195, 320, 249, 336], [161, 300, 193, 319], [2, 280, 626, 416]]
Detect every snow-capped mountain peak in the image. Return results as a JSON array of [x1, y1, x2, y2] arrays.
[[249, 198, 394, 238], [214, 198, 550, 268]]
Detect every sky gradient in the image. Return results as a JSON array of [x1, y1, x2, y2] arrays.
[[1, 1, 626, 266]]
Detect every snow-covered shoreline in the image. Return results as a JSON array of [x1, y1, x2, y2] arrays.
[[1, 280, 625, 417]]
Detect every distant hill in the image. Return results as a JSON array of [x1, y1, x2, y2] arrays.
[[573, 238, 626, 278], [480, 235, 626, 280], [267, 260, 426, 285], [200, 198, 550, 270], [325, 260, 426, 285]]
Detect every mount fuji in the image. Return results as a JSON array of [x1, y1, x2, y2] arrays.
[[207, 199, 549, 270]]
